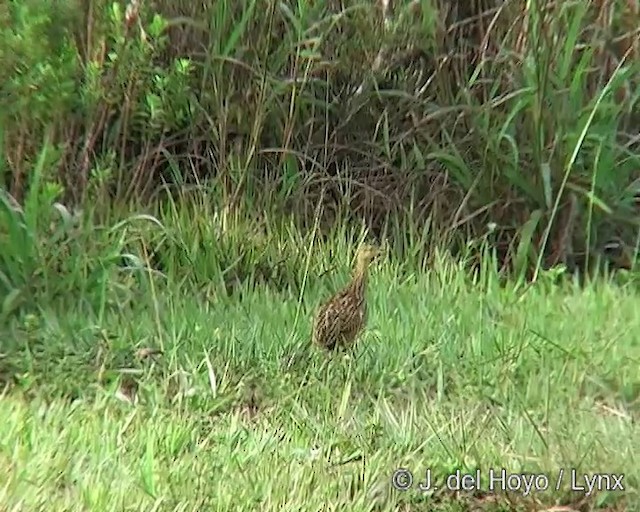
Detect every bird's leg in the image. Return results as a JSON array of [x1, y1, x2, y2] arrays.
[[339, 341, 358, 359]]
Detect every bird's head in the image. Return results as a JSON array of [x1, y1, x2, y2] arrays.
[[355, 243, 381, 270], [600, 238, 634, 270]]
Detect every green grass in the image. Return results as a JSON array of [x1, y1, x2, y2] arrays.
[[1, 250, 639, 511]]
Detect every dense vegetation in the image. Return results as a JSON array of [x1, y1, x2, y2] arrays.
[[1, 0, 639, 510]]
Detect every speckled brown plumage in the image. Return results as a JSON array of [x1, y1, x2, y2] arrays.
[[312, 244, 380, 351]]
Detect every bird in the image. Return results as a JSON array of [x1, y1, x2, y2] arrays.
[[312, 243, 381, 351], [599, 238, 634, 270]]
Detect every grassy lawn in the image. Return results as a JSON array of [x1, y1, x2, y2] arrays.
[[1, 254, 638, 511]]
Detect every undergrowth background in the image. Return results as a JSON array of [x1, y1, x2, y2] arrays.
[[2, 0, 640, 290]]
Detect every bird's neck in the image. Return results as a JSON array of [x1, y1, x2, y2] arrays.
[[349, 263, 368, 297]]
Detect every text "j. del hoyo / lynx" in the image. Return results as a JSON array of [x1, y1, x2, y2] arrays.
[[391, 467, 625, 498]]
